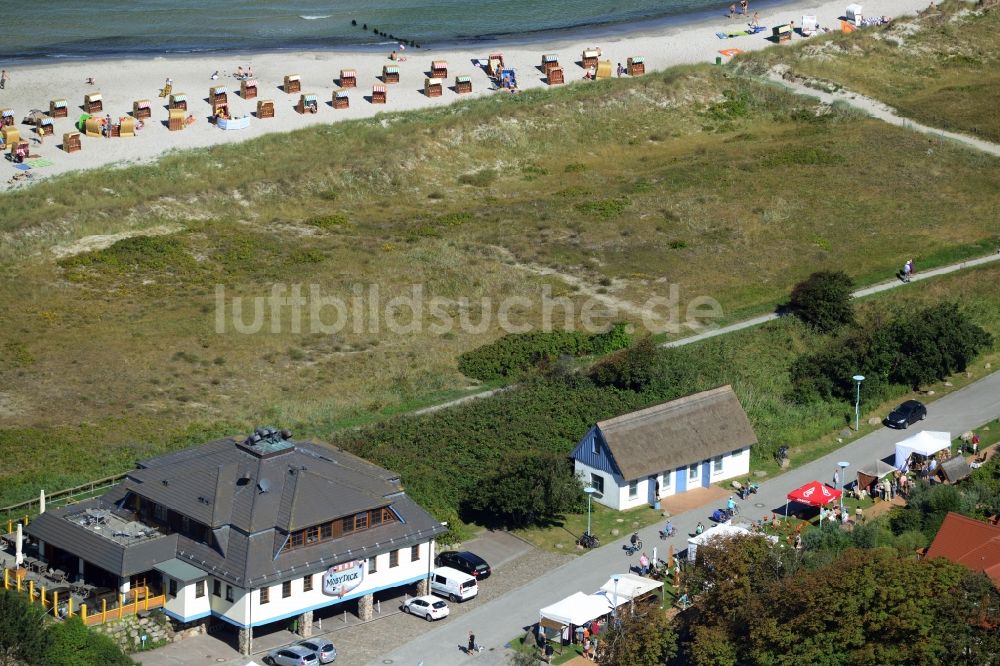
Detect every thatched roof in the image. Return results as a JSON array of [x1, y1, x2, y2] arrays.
[[596, 385, 756, 481]]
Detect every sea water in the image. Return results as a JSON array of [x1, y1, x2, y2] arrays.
[[1, 0, 735, 62]]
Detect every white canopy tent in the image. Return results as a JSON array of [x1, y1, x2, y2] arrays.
[[894, 431, 951, 470], [539, 592, 613, 628], [597, 573, 662, 604], [687, 523, 752, 562]]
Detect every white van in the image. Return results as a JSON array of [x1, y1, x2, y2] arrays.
[[430, 566, 478, 602]]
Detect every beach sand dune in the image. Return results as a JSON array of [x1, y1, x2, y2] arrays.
[[0, 0, 931, 189]]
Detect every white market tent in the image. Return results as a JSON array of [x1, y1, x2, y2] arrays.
[[597, 573, 661, 603], [894, 431, 951, 470], [687, 523, 752, 562], [539, 592, 612, 628]]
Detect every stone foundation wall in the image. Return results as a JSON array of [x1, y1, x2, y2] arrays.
[[91, 611, 177, 653]]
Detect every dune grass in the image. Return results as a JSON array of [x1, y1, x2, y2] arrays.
[[0, 42, 998, 510], [739, 0, 1000, 142]]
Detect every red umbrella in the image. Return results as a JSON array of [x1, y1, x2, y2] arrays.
[[785, 481, 842, 520]]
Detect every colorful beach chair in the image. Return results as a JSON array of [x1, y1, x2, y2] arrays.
[[49, 99, 69, 118], [424, 78, 443, 98], [240, 79, 258, 99], [382, 65, 400, 84], [455, 75, 472, 94], [595, 60, 613, 80], [296, 93, 319, 114], [168, 93, 188, 110], [582, 48, 601, 70], [62, 131, 82, 153], [256, 99, 275, 118], [119, 117, 136, 137], [547, 66, 565, 85], [284, 74, 301, 93], [1, 109, 15, 127], [487, 53, 505, 77], [339, 69, 357, 88], [132, 99, 152, 119], [372, 84, 387, 104], [627, 57, 646, 76], [431, 60, 448, 78], [168, 108, 185, 131], [333, 89, 350, 109], [84, 92, 103, 113], [84, 117, 102, 138], [210, 86, 228, 106]]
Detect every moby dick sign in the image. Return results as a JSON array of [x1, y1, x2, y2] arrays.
[[322, 560, 365, 598]]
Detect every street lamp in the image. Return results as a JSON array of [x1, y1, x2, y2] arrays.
[[612, 575, 620, 622], [852, 375, 865, 431], [838, 461, 850, 513], [584, 486, 597, 539]]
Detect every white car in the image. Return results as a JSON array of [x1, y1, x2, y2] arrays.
[[402, 595, 450, 621]]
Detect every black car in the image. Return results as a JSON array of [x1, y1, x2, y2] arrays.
[[434, 551, 491, 579], [885, 400, 927, 429]]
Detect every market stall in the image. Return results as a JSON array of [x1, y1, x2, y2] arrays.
[[894, 431, 951, 470]]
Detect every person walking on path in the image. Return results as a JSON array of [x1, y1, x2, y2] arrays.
[[0, 69, 8, 89], [902, 259, 913, 283], [467, 630, 476, 655], [832, 468, 840, 489]]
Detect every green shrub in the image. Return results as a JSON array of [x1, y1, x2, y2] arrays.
[[457, 169, 496, 187], [59, 235, 194, 276], [457, 323, 631, 381], [306, 213, 349, 229], [575, 197, 630, 219], [788, 270, 855, 333]]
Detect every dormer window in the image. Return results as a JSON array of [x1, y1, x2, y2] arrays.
[[285, 506, 398, 553]]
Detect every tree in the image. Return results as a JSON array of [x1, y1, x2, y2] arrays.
[[595, 604, 678, 666], [788, 270, 855, 333], [469, 452, 584, 528], [42, 617, 137, 666], [0, 590, 47, 666]]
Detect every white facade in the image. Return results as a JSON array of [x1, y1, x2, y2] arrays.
[[576, 447, 750, 511], [163, 541, 435, 627]]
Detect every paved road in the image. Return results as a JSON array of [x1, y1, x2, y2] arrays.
[[368, 369, 1000, 666]]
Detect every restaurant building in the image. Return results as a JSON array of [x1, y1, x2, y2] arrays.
[[26, 428, 446, 653]]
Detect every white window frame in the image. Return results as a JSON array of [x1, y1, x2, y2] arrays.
[[628, 479, 638, 499], [712, 455, 724, 475], [688, 464, 699, 481], [662, 471, 671, 488], [591, 473, 604, 495]]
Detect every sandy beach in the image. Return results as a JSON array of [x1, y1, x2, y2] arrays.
[[0, 0, 932, 189]]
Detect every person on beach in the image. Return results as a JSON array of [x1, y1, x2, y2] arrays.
[[1, 69, 8, 89], [36, 122, 45, 145], [751, 11, 760, 26], [247, 64, 254, 78], [85, 76, 95, 85], [236, 66, 245, 79], [729, 3, 736, 19], [211, 71, 219, 80], [740, 0, 749, 15], [616, 62, 625, 77]]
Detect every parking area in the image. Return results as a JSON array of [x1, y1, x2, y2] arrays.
[[136, 528, 550, 666]]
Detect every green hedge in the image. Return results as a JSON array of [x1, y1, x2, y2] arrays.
[[457, 323, 631, 381]]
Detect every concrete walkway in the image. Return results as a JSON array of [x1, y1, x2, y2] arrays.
[[368, 370, 1000, 666], [766, 66, 1000, 158]]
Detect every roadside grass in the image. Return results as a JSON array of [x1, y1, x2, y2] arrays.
[[739, 0, 1000, 142], [515, 502, 664, 553]]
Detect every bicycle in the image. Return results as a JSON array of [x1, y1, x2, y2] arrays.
[[578, 532, 600, 549], [624, 533, 643, 556]]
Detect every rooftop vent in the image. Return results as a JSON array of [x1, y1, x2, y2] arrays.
[[257, 479, 271, 494], [236, 425, 295, 459]]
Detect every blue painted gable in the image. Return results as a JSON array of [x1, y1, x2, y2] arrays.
[[570, 426, 621, 477]]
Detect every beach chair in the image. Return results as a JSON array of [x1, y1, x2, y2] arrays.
[[49, 99, 69, 118], [39, 118, 54, 135], [846, 4, 863, 24], [541, 54, 560, 76], [339, 69, 357, 88], [132, 99, 152, 119], [372, 84, 387, 104], [11, 141, 29, 163], [1, 109, 15, 127], [333, 89, 350, 109], [240, 79, 258, 99], [62, 131, 82, 153], [159, 83, 172, 98], [119, 117, 136, 137], [382, 65, 400, 84], [424, 78, 443, 98], [84, 92, 103, 113], [773, 24, 792, 43], [168, 93, 188, 110], [455, 75, 472, 94], [296, 93, 319, 114], [256, 99, 275, 118], [168, 108, 185, 131], [212, 100, 230, 118], [1, 126, 20, 146], [627, 56, 646, 76], [582, 49, 601, 70], [210, 86, 228, 106], [801, 16, 818, 35], [487, 53, 505, 77], [547, 67, 565, 85], [84, 117, 102, 138], [284, 74, 301, 93], [431, 60, 448, 78], [595, 60, 613, 80]]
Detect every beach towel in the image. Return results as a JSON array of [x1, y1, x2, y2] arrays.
[[719, 48, 745, 56], [13, 163, 31, 171], [841, 20, 856, 32], [26, 158, 53, 168], [717, 30, 749, 38], [748, 25, 767, 33]]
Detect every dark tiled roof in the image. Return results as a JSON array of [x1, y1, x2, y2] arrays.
[[595, 385, 757, 480], [30, 435, 445, 587], [27, 499, 178, 577]]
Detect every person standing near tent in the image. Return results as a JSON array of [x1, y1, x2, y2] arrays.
[[832, 468, 840, 489], [639, 552, 650, 575]]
